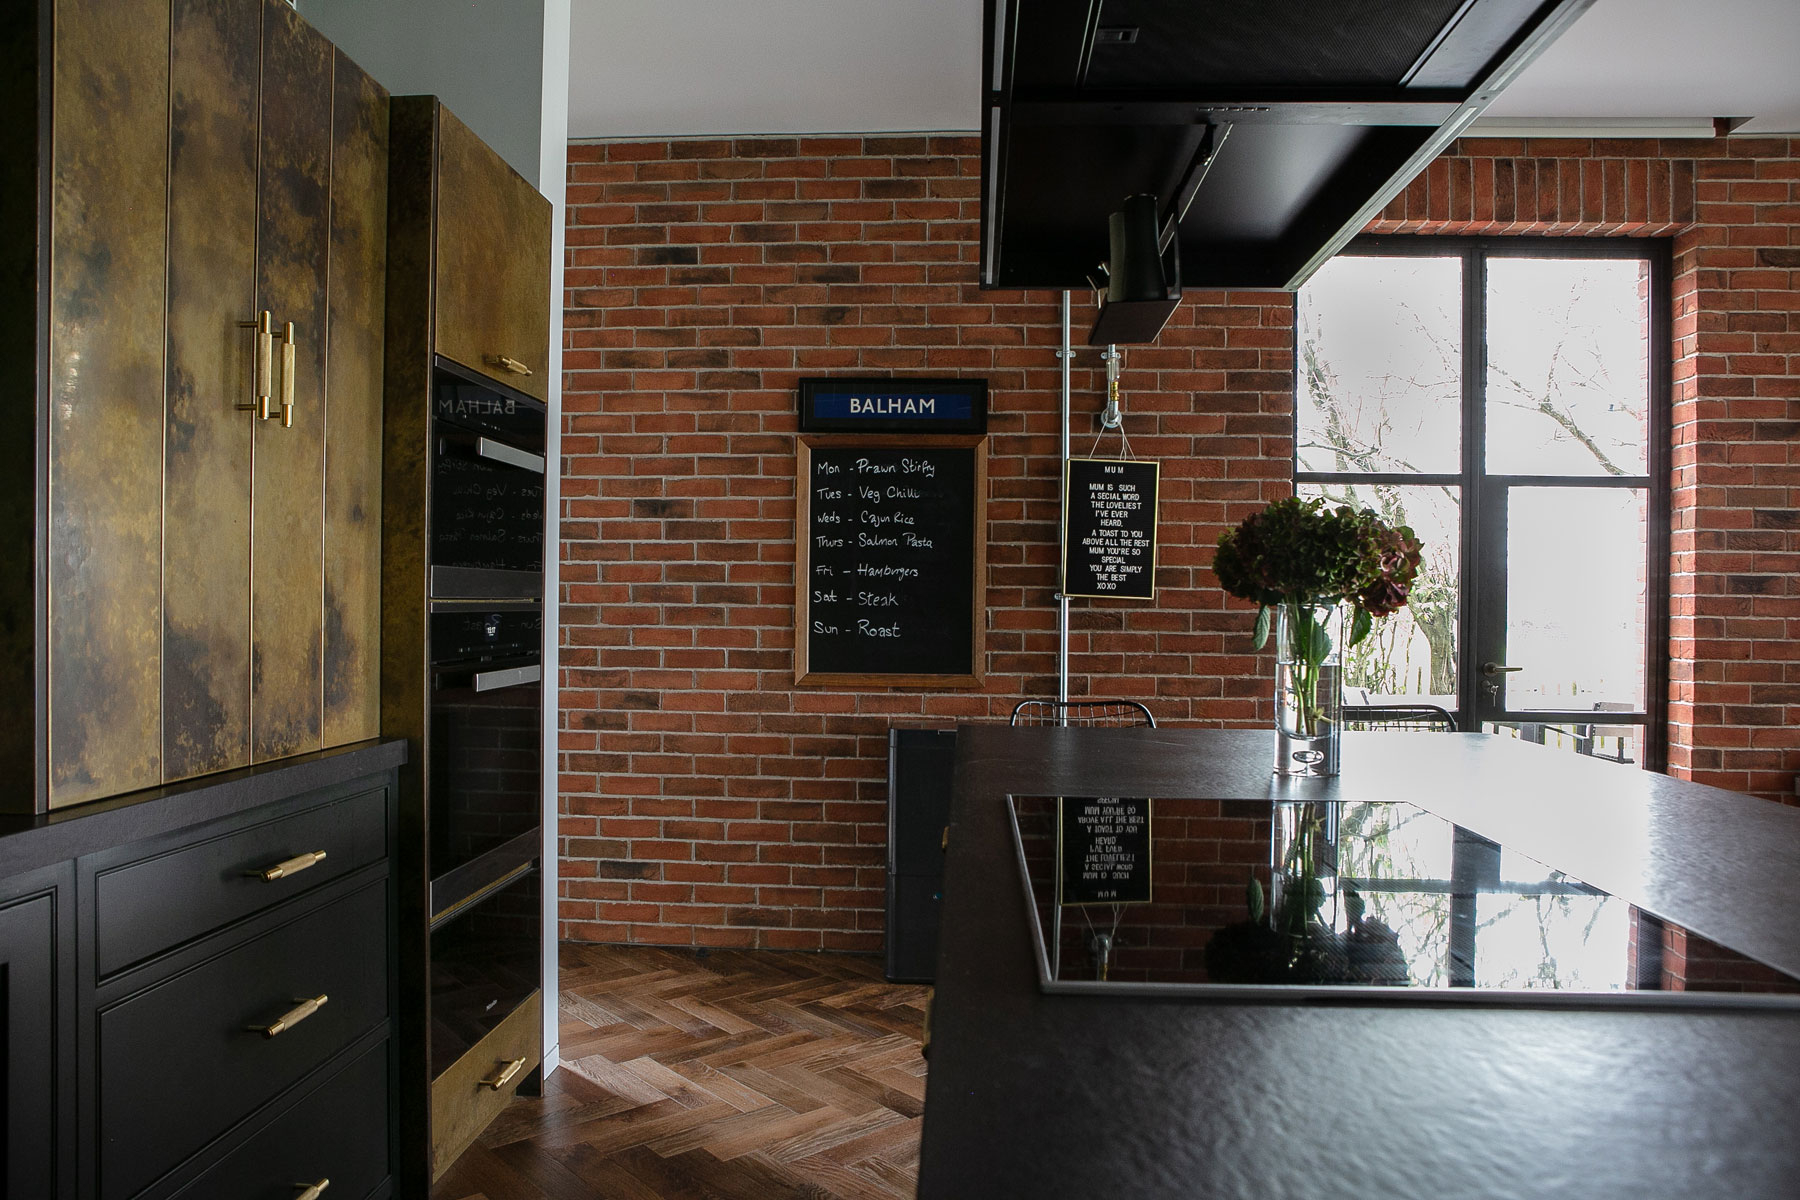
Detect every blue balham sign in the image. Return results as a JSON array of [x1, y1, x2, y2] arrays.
[[798, 377, 988, 434]]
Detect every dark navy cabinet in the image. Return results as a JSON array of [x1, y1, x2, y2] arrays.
[[1, 861, 76, 1199], [0, 740, 403, 1199]]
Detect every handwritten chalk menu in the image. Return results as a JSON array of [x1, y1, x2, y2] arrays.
[[1061, 458, 1160, 600], [796, 435, 987, 686], [1058, 796, 1153, 906]]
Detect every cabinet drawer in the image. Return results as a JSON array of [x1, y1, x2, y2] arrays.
[[98, 882, 388, 1200], [171, 1038, 390, 1200], [431, 989, 540, 1180], [93, 785, 387, 977], [432, 105, 550, 403]]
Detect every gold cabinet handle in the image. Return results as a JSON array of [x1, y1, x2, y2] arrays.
[[479, 1056, 527, 1091], [280, 321, 298, 427], [238, 311, 275, 420], [484, 354, 533, 377], [294, 1181, 330, 1200], [251, 993, 328, 1039], [250, 849, 328, 882]]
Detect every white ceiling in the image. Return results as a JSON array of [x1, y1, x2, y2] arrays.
[[566, 0, 1800, 140]]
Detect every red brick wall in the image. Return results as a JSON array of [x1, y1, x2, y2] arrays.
[[558, 136, 1294, 949], [557, 134, 1800, 949]]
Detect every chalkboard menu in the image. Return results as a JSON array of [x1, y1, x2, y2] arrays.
[[796, 435, 987, 686], [1058, 796, 1153, 907], [1061, 457, 1160, 600]]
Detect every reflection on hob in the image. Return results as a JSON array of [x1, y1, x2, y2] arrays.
[[431, 867, 542, 1078], [1011, 796, 1800, 997]]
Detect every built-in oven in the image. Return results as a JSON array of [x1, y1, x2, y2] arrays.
[[431, 356, 547, 600], [429, 603, 542, 919]]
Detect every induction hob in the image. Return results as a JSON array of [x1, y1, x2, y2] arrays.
[[1009, 795, 1800, 1008]]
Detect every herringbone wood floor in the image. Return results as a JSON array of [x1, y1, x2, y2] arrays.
[[433, 943, 932, 1199]]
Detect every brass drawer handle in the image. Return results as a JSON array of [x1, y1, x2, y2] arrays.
[[252, 993, 328, 1039], [480, 1056, 527, 1091], [484, 354, 533, 377], [238, 311, 274, 420], [294, 1181, 330, 1200], [251, 849, 328, 882], [280, 321, 298, 427]]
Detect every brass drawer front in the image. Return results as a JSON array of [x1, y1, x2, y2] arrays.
[[93, 786, 387, 977], [97, 882, 388, 1200], [170, 1039, 390, 1199], [431, 990, 541, 1180]]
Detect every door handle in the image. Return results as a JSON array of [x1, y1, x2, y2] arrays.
[[472, 663, 542, 693], [1481, 662, 1524, 677], [484, 354, 534, 377], [250, 993, 329, 1039], [238, 311, 274, 420], [279, 321, 298, 427], [480, 1056, 528, 1091]]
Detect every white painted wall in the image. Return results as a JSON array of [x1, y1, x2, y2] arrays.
[[301, 0, 553, 184], [535, 0, 571, 1081], [300, 0, 572, 1080]]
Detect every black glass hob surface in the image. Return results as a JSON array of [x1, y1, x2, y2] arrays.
[[1009, 796, 1800, 1005]]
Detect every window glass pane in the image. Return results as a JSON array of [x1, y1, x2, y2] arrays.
[[1502, 487, 1647, 712], [1486, 257, 1649, 476], [1482, 721, 1644, 767], [1296, 255, 1462, 475], [1300, 482, 1459, 708]]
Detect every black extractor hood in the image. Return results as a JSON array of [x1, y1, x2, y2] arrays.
[[980, 0, 1596, 294]]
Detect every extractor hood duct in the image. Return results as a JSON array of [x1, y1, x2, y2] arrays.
[[980, 0, 1598, 293], [1089, 193, 1182, 345]]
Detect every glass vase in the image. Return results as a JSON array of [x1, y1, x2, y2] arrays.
[[1274, 601, 1343, 776]]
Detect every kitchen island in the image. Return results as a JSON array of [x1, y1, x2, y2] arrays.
[[916, 727, 1800, 1198]]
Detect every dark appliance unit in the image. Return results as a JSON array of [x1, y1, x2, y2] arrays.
[[428, 604, 544, 919], [430, 355, 549, 601], [886, 728, 959, 983]]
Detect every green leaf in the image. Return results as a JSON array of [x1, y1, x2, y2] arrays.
[[1306, 620, 1332, 666], [1246, 874, 1265, 923], [1253, 605, 1271, 649], [1350, 606, 1372, 647]]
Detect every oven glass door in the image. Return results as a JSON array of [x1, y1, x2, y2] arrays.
[[431, 436, 546, 580], [429, 656, 543, 883]]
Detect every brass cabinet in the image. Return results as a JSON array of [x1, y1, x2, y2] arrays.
[[4, 0, 388, 811], [432, 106, 554, 403], [383, 95, 552, 1189]]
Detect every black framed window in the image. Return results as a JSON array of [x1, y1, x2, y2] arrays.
[[1294, 237, 1671, 771]]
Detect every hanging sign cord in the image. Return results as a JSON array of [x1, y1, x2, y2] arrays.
[[1088, 344, 1135, 460]]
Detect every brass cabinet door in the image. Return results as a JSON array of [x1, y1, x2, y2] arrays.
[[321, 49, 389, 750], [163, 0, 261, 784], [45, 0, 172, 808], [432, 106, 552, 403], [40, 0, 387, 805], [249, 0, 333, 764]]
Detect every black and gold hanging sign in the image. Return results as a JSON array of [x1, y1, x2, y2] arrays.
[[1057, 796, 1153, 906], [1061, 457, 1160, 600]]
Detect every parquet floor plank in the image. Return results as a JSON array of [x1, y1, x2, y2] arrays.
[[434, 943, 928, 1199]]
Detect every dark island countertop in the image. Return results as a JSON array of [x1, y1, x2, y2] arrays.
[[0, 738, 408, 880], [917, 728, 1800, 1199]]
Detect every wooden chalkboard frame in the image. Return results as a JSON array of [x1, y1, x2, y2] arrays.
[[795, 434, 988, 688]]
